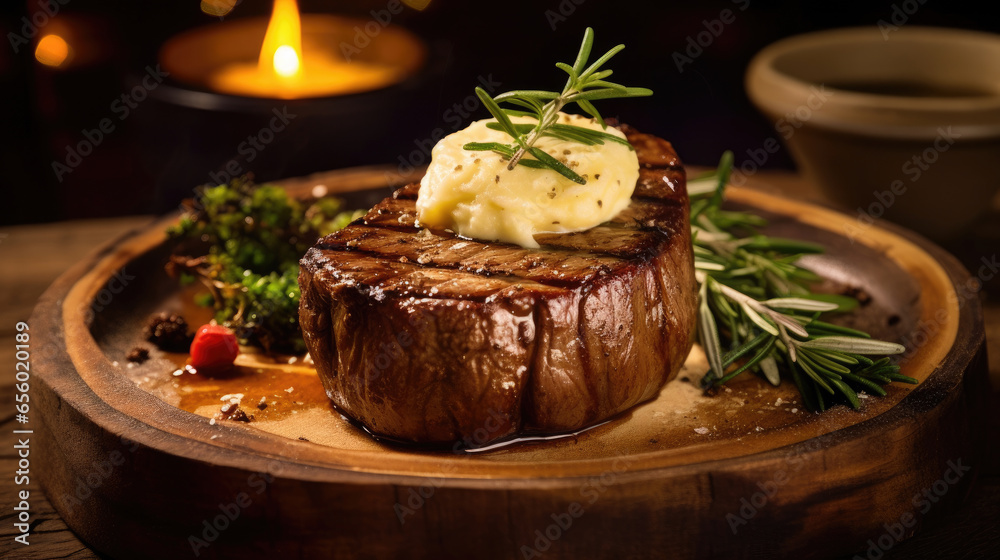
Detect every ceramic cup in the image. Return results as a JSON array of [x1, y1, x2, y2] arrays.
[[746, 26, 1000, 240]]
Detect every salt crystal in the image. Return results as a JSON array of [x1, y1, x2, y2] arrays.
[[791, 408, 799, 413], [285, 387, 294, 393], [775, 398, 784, 406], [694, 427, 709, 435]]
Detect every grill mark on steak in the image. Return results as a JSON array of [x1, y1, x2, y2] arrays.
[[303, 247, 570, 302], [320, 223, 671, 276], [299, 127, 697, 445]]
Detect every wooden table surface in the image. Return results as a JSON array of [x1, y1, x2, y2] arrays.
[[0, 174, 997, 559]]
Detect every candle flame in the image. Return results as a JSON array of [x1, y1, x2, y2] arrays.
[[260, 0, 302, 79], [35, 34, 71, 68], [273, 45, 300, 77]]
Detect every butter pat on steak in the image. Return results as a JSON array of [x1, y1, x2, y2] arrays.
[[298, 125, 697, 446]]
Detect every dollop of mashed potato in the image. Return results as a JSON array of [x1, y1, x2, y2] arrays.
[[415, 113, 638, 248]]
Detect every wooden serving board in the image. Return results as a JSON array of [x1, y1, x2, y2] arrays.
[[31, 166, 988, 560]]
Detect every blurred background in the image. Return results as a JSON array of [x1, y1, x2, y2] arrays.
[[0, 0, 997, 225]]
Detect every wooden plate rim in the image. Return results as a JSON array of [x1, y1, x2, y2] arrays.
[[33, 166, 984, 488]]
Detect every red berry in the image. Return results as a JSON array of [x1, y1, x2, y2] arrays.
[[189, 324, 239, 371]]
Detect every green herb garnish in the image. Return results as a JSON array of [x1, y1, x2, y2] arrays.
[[167, 176, 362, 353], [692, 152, 916, 411], [464, 27, 652, 184]]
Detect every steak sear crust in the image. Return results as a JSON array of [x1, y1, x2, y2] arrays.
[[299, 126, 697, 446]]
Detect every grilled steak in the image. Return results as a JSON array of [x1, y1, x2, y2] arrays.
[[298, 126, 697, 446]]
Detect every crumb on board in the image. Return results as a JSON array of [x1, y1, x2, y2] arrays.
[[216, 395, 254, 422], [126, 347, 150, 364]]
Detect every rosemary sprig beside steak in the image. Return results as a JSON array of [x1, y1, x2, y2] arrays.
[[692, 152, 916, 411]]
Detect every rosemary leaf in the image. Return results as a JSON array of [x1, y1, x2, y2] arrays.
[[527, 147, 586, 184], [741, 301, 779, 336], [475, 87, 521, 140], [551, 124, 633, 147], [513, 158, 549, 169], [762, 297, 840, 312], [580, 44, 625, 79], [699, 283, 725, 381], [760, 356, 781, 386], [464, 142, 516, 155], [555, 61, 578, 80], [799, 337, 906, 355], [569, 86, 653, 101], [571, 27, 595, 74], [576, 98, 606, 128], [494, 90, 561, 102], [721, 332, 772, 369]]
